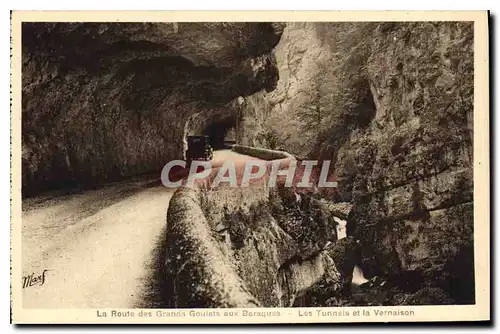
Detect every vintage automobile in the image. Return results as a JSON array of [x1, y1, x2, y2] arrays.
[[185, 135, 213, 162]]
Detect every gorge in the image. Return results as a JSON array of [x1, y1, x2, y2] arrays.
[[22, 21, 474, 307]]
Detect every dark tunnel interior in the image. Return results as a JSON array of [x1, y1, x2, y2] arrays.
[[202, 117, 237, 149]]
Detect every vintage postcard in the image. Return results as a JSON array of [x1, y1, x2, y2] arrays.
[[10, 10, 490, 324]]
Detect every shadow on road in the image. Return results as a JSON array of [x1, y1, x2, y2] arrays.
[[135, 219, 171, 308]]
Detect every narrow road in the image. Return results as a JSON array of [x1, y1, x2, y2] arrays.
[[21, 150, 248, 308]]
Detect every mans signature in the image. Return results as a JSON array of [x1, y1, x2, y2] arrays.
[[22, 269, 48, 289]]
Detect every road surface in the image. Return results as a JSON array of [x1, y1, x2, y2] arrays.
[[21, 150, 249, 308]]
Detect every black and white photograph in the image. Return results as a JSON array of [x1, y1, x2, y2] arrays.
[[10, 11, 490, 324]]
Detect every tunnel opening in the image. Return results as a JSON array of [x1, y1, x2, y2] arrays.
[[202, 117, 237, 150]]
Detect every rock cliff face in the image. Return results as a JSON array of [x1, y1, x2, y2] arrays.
[[22, 22, 282, 195], [236, 22, 336, 154], [23, 21, 475, 305], [347, 22, 474, 304], [236, 22, 474, 303]]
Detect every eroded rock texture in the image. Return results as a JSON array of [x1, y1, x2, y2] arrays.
[[22, 22, 283, 195], [23, 21, 475, 306], [236, 22, 474, 304]]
